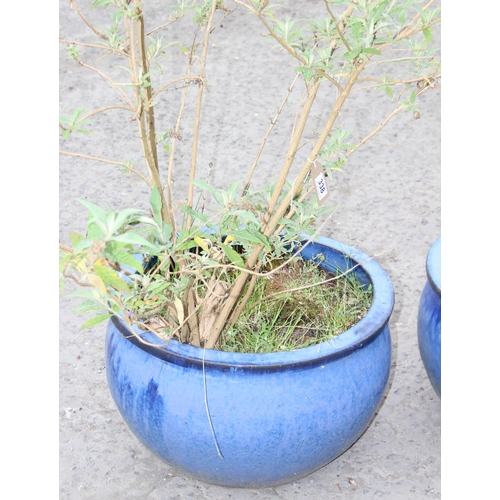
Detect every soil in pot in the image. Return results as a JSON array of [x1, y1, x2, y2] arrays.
[[220, 257, 373, 353], [141, 250, 373, 354]]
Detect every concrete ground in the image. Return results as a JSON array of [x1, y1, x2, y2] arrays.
[[59, 1, 441, 498]]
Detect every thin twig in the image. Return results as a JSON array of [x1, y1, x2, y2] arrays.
[[72, 58, 135, 108], [59, 150, 152, 186], [206, 205, 340, 347], [58, 38, 129, 57], [206, 42, 372, 348], [166, 48, 199, 231], [146, 19, 180, 36], [136, 0, 160, 173], [352, 75, 439, 92], [346, 82, 435, 158], [225, 207, 338, 329], [241, 73, 300, 195], [323, 0, 351, 52], [260, 77, 322, 231], [69, 0, 110, 42], [74, 105, 136, 123], [210, 6, 236, 33], [264, 60, 369, 239], [59, 243, 73, 254], [149, 76, 203, 104], [186, 0, 219, 230], [236, 0, 344, 93]]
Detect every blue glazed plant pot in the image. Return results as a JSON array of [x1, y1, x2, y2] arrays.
[[105, 236, 394, 488], [417, 236, 441, 397]]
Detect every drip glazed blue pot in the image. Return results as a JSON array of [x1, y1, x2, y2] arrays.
[[417, 236, 441, 397], [105, 236, 394, 488]]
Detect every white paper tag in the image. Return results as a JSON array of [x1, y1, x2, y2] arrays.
[[311, 160, 330, 205]]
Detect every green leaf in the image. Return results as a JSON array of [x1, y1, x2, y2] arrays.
[[70, 107, 86, 124], [228, 229, 271, 251], [114, 208, 144, 232], [220, 244, 245, 268], [162, 223, 173, 243], [363, 48, 382, 56], [108, 250, 143, 274], [80, 314, 113, 329], [345, 47, 362, 62], [149, 186, 163, 226], [227, 182, 240, 201], [176, 238, 199, 252], [69, 231, 85, 247], [175, 228, 200, 252], [73, 128, 93, 135], [106, 211, 116, 234], [180, 206, 209, 223], [65, 44, 80, 60], [94, 265, 131, 294], [190, 179, 226, 207], [371, 0, 389, 23], [230, 210, 259, 225], [68, 290, 98, 300], [117, 65, 134, 76], [423, 27, 433, 44], [212, 190, 226, 207], [385, 85, 393, 99], [90, 0, 112, 8], [295, 66, 315, 82], [190, 178, 217, 196], [113, 233, 156, 248], [87, 221, 106, 240], [74, 300, 104, 315], [78, 199, 108, 222], [60, 108, 92, 137]]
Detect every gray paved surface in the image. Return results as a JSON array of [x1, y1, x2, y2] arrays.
[[59, 1, 441, 497]]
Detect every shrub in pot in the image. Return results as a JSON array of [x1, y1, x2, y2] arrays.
[[59, 0, 440, 487]]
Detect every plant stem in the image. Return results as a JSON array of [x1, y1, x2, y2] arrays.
[[323, 0, 352, 52], [261, 77, 322, 231], [186, 0, 219, 230], [149, 76, 203, 103], [71, 58, 134, 108], [241, 73, 300, 196], [69, 0, 111, 43], [129, 0, 171, 226], [167, 61, 197, 232], [136, 0, 159, 171], [218, 78, 323, 334], [205, 20, 371, 349], [77, 105, 136, 121], [346, 104, 405, 157], [58, 38, 129, 57], [265, 61, 368, 237], [59, 150, 152, 186]]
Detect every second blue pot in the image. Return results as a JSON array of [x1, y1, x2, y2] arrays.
[[417, 236, 441, 397]]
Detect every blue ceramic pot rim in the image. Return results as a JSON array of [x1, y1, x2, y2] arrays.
[[426, 236, 441, 297], [111, 235, 394, 372]]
